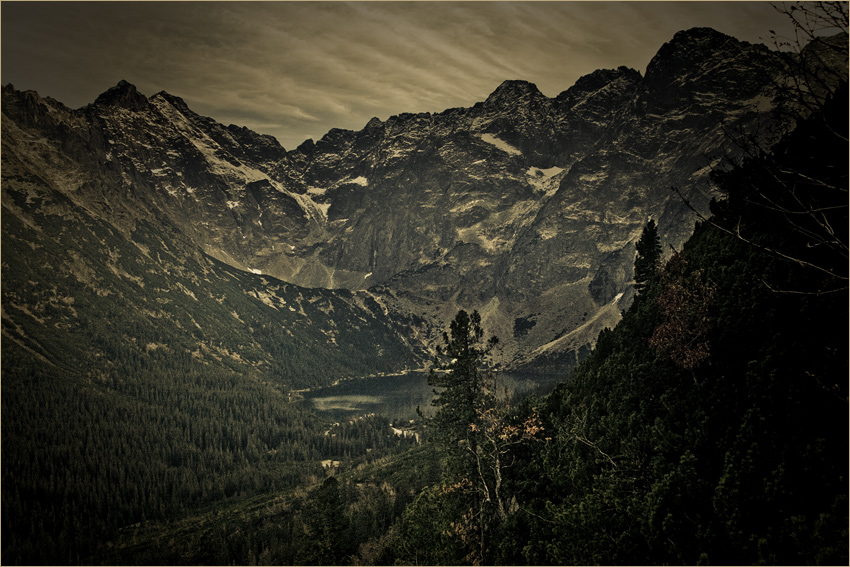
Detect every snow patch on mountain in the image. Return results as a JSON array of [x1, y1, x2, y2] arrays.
[[479, 133, 522, 156], [314, 201, 332, 219], [526, 166, 566, 195], [529, 166, 564, 177]]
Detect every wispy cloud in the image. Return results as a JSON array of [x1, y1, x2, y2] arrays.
[[2, 2, 800, 149]]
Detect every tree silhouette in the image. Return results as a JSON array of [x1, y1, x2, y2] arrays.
[[634, 219, 662, 295], [426, 309, 498, 480]]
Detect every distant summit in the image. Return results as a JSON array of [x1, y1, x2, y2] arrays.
[[484, 79, 547, 108], [93, 79, 150, 111], [643, 27, 770, 92]]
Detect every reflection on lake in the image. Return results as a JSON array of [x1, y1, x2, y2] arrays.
[[311, 395, 387, 412], [302, 372, 436, 421], [302, 371, 565, 421]]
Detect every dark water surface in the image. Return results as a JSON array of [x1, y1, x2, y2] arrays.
[[301, 371, 565, 421]]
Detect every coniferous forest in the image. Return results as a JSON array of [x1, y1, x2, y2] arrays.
[[2, 6, 848, 566], [373, 79, 848, 566]]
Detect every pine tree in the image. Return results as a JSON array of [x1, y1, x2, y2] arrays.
[[426, 310, 498, 481], [634, 219, 662, 294]]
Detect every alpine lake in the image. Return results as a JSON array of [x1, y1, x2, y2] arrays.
[[300, 371, 565, 422]]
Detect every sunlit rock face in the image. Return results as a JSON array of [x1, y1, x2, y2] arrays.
[[5, 28, 821, 371]]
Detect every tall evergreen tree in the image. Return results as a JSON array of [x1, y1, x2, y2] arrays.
[[634, 219, 662, 294], [426, 310, 498, 481]]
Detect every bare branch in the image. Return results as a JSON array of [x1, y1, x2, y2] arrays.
[[572, 434, 619, 470], [760, 278, 849, 296], [671, 186, 848, 282]]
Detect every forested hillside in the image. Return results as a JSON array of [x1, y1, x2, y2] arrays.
[[375, 78, 848, 565], [0, 136, 424, 563]]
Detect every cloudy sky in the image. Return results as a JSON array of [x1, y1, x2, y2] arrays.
[[2, 2, 801, 149]]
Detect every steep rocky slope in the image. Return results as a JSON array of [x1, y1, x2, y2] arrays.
[[1, 106, 427, 389], [5, 27, 837, 371]]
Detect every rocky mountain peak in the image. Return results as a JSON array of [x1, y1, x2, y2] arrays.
[[671, 26, 734, 44], [638, 27, 780, 117], [483, 79, 547, 110], [151, 90, 194, 115], [365, 116, 383, 129], [93, 79, 150, 112], [295, 138, 316, 155], [644, 27, 754, 87], [663, 26, 744, 56], [556, 66, 641, 109], [563, 67, 641, 96], [1, 83, 76, 134]]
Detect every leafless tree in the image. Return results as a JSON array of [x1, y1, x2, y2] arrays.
[[675, 2, 847, 294], [769, 1, 848, 125]]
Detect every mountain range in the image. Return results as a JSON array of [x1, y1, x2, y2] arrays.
[[3, 27, 842, 382]]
